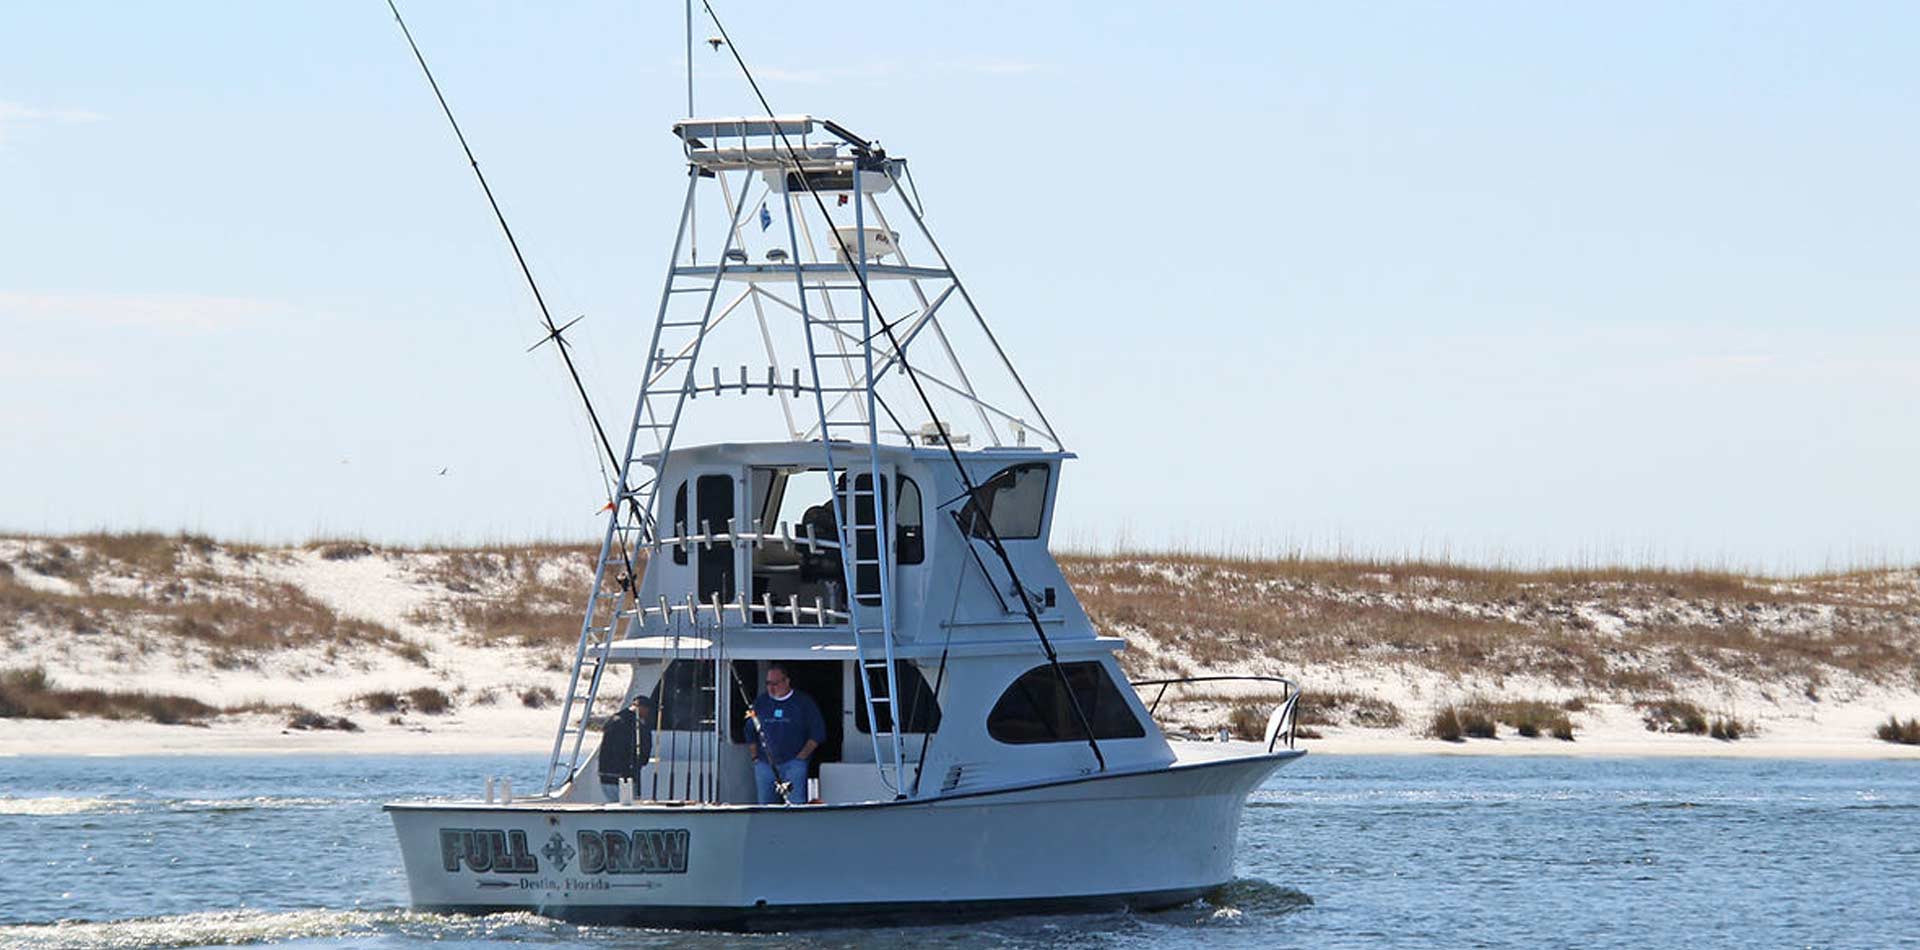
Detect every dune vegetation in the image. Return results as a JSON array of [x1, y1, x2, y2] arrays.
[[2, 533, 1917, 752]]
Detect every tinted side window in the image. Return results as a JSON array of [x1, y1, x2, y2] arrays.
[[651, 659, 710, 732], [650, 659, 752, 742], [960, 463, 1049, 541], [671, 481, 688, 565], [896, 476, 924, 565], [696, 474, 735, 601], [987, 661, 1147, 744], [854, 660, 942, 734]]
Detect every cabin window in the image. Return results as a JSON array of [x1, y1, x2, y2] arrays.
[[960, 463, 1049, 541], [749, 467, 924, 623], [651, 659, 752, 742], [696, 474, 736, 601], [749, 467, 779, 534], [750, 468, 840, 624], [854, 660, 942, 734], [896, 476, 924, 565], [651, 659, 712, 733], [986, 661, 1146, 744], [671, 481, 688, 565]]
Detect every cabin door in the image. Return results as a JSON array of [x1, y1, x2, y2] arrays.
[[780, 659, 845, 775]]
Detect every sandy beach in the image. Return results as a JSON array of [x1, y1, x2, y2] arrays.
[[6, 703, 1918, 760]]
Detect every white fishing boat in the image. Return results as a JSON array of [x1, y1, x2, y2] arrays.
[[383, 80, 1304, 929]]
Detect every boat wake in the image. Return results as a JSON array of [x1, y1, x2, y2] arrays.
[[0, 885, 1313, 949], [1196, 877, 1316, 921], [168, 796, 358, 813], [0, 908, 559, 950], [0, 797, 137, 817], [0, 795, 360, 817]]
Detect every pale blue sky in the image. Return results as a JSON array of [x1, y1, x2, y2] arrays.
[[3, 2, 1916, 571]]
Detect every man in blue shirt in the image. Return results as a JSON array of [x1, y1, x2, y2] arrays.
[[750, 664, 825, 804]]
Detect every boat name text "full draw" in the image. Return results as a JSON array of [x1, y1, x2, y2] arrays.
[[439, 828, 692, 876]]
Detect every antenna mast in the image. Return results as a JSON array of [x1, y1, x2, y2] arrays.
[[685, 0, 697, 263]]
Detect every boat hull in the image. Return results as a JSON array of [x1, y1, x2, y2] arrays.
[[387, 751, 1299, 929]]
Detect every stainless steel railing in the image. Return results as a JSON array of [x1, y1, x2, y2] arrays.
[[1129, 675, 1303, 753]]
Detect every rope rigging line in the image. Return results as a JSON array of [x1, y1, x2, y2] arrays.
[[909, 564, 968, 796], [700, 0, 1107, 772]]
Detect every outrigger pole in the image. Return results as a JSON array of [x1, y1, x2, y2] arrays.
[[385, 1, 623, 492], [699, 1, 1108, 772], [386, 0, 646, 602]]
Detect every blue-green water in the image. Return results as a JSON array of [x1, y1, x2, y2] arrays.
[[0, 754, 1914, 949]]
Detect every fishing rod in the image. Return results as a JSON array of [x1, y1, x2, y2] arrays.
[[386, 0, 653, 607], [385, 1, 624, 492], [699, 1, 1107, 772], [727, 664, 796, 802]]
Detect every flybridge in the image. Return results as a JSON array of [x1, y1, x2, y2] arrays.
[[674, 115, 876, 164], [676, 116, 894, 196], [632, 114, 1061, 453]]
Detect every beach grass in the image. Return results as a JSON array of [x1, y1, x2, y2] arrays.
[[1, 666, 221, 725], [1876, 716, 1920, 745], [1065, 550, 1920, 704], [1425, 697, 1575, 742]]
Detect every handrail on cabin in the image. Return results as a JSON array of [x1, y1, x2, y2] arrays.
[[1127, 675, 1303, 753]]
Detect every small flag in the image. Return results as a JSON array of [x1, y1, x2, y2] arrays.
[[836, 194, 848, 207], [758, 202, 771, 231]]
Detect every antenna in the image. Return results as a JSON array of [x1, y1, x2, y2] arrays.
[[685, 0, 697, 263]]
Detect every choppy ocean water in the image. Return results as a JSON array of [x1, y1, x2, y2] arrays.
[[0, 753, 1914, 949]]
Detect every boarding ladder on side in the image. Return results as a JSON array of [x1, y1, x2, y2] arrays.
[[778, 177, 907, 794]]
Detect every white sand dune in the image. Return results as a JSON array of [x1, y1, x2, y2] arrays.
[[3, 535, 1917, 759]]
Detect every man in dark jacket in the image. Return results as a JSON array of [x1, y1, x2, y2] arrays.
[[750, 664, 824, 804], [598, 695, 654, 801]]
